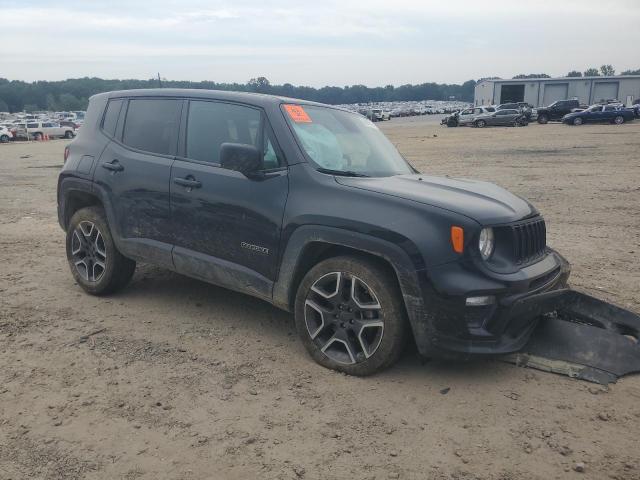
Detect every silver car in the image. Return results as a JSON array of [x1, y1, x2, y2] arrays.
[[473, 109, 526, 128], [457, 106, 496, 126]]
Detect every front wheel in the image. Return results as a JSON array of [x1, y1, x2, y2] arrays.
[[294, 256, 408, 375], [573, 117, 584, 126], [66, 206, 136, 295], [475, 119, 487, 128], [613, 115, 624, 125], [537, 114, 549, 124], [64, 130, 74, 139]]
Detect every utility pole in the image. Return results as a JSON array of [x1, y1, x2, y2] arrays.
[[157, 73, 162, 88]]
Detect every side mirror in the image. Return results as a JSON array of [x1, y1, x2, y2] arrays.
[[219, 143, 261, 176]]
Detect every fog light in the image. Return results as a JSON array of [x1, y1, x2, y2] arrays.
[[466, 295, 495, 306]]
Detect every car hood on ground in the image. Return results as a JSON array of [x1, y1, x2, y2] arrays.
[[335, 174, 536, 225]]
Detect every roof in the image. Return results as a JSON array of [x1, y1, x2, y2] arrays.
[[478, 75, 640, 85], [91, 88, 333, 109]]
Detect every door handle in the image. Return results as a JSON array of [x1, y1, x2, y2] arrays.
[[173, 177, 202, 189], [102, 160, 124, 172]]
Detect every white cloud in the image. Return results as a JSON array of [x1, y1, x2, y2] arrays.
[[1, 0, 639, 84]]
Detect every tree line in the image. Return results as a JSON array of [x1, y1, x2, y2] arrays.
[[514, 65, 640, 79], [0, 76, 477, 113]]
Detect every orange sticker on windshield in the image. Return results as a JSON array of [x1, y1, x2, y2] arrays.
[[284, 104, 312, 123]]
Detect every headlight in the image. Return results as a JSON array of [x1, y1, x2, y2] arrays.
[[478, 227, 494, 260]]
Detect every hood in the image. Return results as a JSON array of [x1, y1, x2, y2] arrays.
[[335, 174, 536, 225]]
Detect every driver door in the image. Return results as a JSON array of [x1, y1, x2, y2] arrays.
[[170, 100, 288, 297]]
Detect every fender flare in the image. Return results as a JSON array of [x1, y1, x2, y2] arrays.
[[272, 225, 429, 343]]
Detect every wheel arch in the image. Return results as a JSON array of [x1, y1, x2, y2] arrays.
[[273, 226, 427, 346], [61, 186, 103, 229]]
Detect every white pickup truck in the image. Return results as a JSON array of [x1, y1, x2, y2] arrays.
[[26, 121, 75, 140]]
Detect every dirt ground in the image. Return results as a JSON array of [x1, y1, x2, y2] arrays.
[[1, 118, 639, 480]]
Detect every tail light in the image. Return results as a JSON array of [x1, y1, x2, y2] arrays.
[[64, 146, 70, 163]]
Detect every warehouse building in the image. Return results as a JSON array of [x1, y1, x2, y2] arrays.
[[474, 75, 640, 107]]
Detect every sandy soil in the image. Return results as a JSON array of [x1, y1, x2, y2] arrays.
[[1, 119, 639, 480]]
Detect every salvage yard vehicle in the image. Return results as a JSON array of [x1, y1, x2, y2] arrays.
[[0, 125, 13, 143], [27, 121, 75, 140], [562, 104, 635, 125], [536, 99, 582, 124], [457, 106, 496, 126], [57, 89, 640, 380], [473, 109, 528, 128]]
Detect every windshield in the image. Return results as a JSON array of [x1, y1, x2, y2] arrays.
[[282, 104, 413, 177]]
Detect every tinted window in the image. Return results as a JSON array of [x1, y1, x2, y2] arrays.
[[186, 101, 261, 165], [43, 122, 53, 127], [102, 99, 123, 137], [27, 123, 38, 128], [123, 99, 180, 155], [604, 106, 615, 111], [486, 107, 496, 112]]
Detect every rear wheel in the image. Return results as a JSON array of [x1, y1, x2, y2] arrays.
[[66, 206, 136, 295], [0, 135, 8, 143], [475, 119, 487, 128], [614, 115, 624, 125], [294, 256, 408, 376], [573, 117, 583, 126], [537, 114, 549, 124], [33, 132, 43, 141], [64, 130, 74, 139]]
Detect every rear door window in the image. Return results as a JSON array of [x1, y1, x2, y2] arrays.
[[122, 99, 181, 156], [102, 99, 123, 137], [185, 100, 264, 166]]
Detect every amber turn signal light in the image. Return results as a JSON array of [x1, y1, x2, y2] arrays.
[[451, 226, 464, 253]]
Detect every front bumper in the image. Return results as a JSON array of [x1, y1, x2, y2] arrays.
[[412, 250, 571, 358]]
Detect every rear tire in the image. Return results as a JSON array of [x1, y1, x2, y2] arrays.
[[475, 119, 486, 128], [294, 256, 408, 376], [614, 115, 624, 125], [64, 130, 74, 139], [537, 114, 549, 124], [33, 132, 43, 141], [66, 206, 136, 295]]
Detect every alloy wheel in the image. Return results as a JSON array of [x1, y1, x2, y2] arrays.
[[71, 221, 107, 282], [614, 116, 624, 125], [574, 117, 583, 125], [304, 272, 384, 365]]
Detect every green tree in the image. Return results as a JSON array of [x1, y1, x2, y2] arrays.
[[513, 73, 550, 79], [600, 64, 615, 76], [0, 97, 9, 112], [621, 68, 640, 75], [583, 68, 600, 77], [566, 70, 582, 77]]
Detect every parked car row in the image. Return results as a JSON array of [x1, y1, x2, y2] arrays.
[[442, 98, 638, 128]]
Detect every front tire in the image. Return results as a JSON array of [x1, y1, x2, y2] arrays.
[[613, 115, 624, 125], [573, 117, 583, 126], [64, 130, 74, 139], [66, 206, 136, 295], [537, 114, 549, 124], [294, 256, 408, 376], [475, 119, 487, 128]]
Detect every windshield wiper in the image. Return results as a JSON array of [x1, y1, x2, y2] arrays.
[[316, 167, 369, 177]]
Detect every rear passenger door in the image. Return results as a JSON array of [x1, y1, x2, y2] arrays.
[[94, 97, 181, 268], [170, 100, 288, 299]]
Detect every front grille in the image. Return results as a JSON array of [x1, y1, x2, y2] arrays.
[[511, 217, 546, 264]]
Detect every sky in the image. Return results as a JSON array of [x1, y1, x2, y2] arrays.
[[1, 0, 639, 87]]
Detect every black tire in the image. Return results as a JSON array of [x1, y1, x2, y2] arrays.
[[294, 255, 408, 376], [475, 119, 486, 128], [64, 130, 74, 139], [613, 115, 624, 125], [66, 206, 136, 295], [537, 114, 549, 124], [33, 132, 43, 141], [573, 117, 583, 126], [0, 135, 8, 143]]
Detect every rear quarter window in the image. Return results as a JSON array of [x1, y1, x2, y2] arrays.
[[102, 99, 123, 137], [122, 99, 181, 156]]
